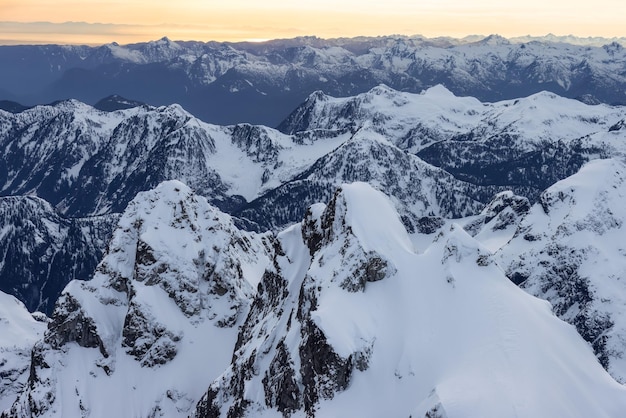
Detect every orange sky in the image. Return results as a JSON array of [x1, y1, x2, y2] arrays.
[[0, 0, 624, 45]]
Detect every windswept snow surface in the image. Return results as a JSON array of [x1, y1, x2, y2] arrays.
[[315, 185, 626, 418]]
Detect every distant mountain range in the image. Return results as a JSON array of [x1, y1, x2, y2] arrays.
[[0, 35, 625, 126]]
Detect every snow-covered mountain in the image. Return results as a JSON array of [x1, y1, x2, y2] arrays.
[[235, 128, 499, 230], [0, 195, 118, 314], [1, 35, 625, 125], [0, 291, 47, 414], [4, 84, 624, 220], [3, 181, 273, 418], [0, 100, 343, 216], [472, 158, 626, 383], [196, 183, 626, 417], [3, 35, 626, 418], [281, 84, 626, 200], [2, 85, 626, 319], [5, 181, 626, 418]]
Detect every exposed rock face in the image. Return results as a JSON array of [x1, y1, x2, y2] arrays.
[[4, 181, 273, 418], [44, 294, 107, 357], [464, 191, 531, 239], [195, 184, 399, 417]]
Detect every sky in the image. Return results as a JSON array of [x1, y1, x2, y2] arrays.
[[0, 0, 624, 45]]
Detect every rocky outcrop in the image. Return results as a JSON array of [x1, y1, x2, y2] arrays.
[[464, 191, 531, 237], [195, 184, 399, 417]]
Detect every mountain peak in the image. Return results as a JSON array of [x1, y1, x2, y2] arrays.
[[368, 83, 395, 94], [422, 83, 456, 98], [146, 36, 182, 51], [323, 182, 413, 255], [6, 180, 274, 417], [307, 89, 330, 103], [478, 34, 511, 46]]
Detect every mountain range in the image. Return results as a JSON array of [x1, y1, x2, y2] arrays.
[[2, 35, 626, 417], [0, 35, 625, 126], [3, 84, 625, 320]]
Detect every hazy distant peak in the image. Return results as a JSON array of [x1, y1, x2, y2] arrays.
[[477, 34, 511, 46]]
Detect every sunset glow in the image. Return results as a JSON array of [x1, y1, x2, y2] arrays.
[[0, 0, 624, 45]]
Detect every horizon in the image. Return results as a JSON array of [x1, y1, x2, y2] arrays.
[[0, 28, 624, 48], [0, 0, 624, 46]]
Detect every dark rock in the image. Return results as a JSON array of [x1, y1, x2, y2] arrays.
[[121, 301, 181, 366], [340, 255, 389, 292], [415, 216, 445, 234], [299, 319, 353, 415], [262, 341, 302, 413], [93, 94, 144, 112], [45, 294, 108, 358]]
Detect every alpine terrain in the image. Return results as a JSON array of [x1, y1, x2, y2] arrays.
[[1, 34, 626, 417]]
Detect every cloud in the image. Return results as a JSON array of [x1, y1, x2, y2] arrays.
[[0, 21, 146, 44], [0, 21, 310, 45]]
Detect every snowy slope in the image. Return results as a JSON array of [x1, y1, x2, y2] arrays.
[[0, 291, 46, 414], [196, 183, 626, 418], [490, 158, 626, 383], [4, 181, 273, 418]]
